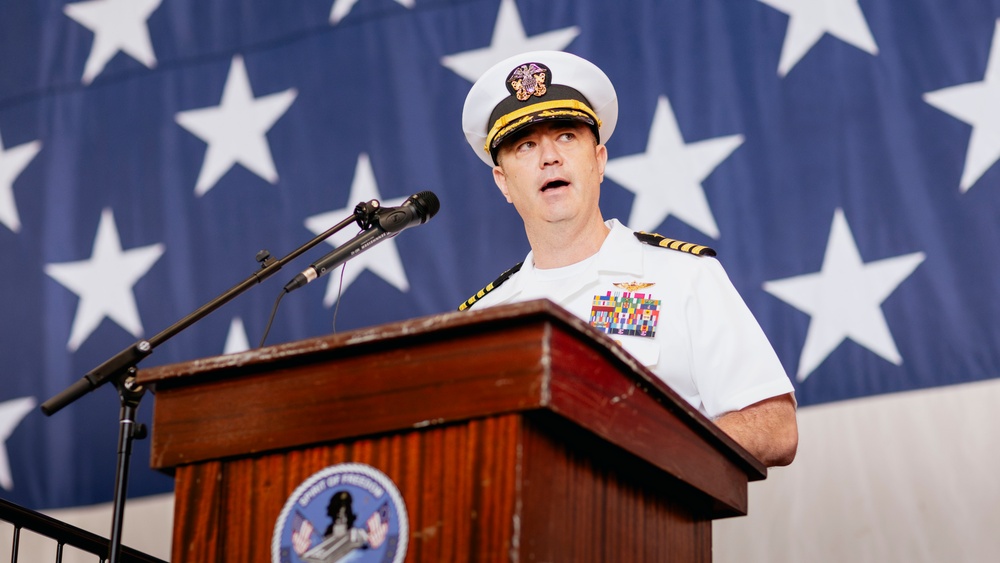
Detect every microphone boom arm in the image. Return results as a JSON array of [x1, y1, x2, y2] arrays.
[[39, 199, 382, 416]]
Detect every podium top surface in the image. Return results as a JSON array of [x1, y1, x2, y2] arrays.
[[140, 300, 627, 384]]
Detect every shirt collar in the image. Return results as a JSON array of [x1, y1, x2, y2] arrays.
[[506, 218, 645, 299], [595, 218, 645, 277]]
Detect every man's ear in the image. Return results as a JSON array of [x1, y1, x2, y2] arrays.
[[493, 165, 513, 203], [595, 143, 608, 182]]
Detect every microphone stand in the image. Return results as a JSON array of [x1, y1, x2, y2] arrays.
[[39, 199, 381, 563]]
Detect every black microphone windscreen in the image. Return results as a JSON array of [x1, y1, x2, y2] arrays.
[[410, 191, 441, 222]]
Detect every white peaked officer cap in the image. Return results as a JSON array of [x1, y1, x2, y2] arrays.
[[462, 50, 619, 166]]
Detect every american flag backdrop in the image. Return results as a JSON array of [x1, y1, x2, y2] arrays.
[[1, 0, 999, 560]]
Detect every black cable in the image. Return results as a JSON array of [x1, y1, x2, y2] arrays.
[[259, 261, 348, 347], [258, 290, 286, 348], [330, 264, 347, 334]]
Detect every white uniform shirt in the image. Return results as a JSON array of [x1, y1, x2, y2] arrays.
[[471, 219, 794, 419]]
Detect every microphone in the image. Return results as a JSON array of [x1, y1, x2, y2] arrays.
[[283, 191, 440, 292]]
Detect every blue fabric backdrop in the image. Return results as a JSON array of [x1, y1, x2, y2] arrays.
[[1, 0, 998, 511]]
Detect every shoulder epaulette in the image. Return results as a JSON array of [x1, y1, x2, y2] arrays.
[[634, 231, 716, 257], [458, 262, 523, 311]]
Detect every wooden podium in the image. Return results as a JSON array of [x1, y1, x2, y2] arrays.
[[136, 300, 766, 562]]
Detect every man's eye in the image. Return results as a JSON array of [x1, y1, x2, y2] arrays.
[[516, 141, 535, 152]]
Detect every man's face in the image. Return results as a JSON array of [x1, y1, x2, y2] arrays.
[[492, 120, 608, 228]]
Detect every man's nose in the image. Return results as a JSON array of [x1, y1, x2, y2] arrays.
[[539, 137, 561, 166]]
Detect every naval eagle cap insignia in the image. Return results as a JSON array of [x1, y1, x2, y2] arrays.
[[506, 62, 550, 101]]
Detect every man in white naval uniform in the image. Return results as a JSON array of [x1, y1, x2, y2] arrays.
[[459, 50, 797, 467]]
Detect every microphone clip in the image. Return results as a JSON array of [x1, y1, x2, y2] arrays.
[[353, 199, 381, 230]]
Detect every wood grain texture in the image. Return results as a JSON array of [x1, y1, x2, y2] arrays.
[[171, 417, 522, 562], [517, 412, 711, 562], [170, 414, 713, 562]]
